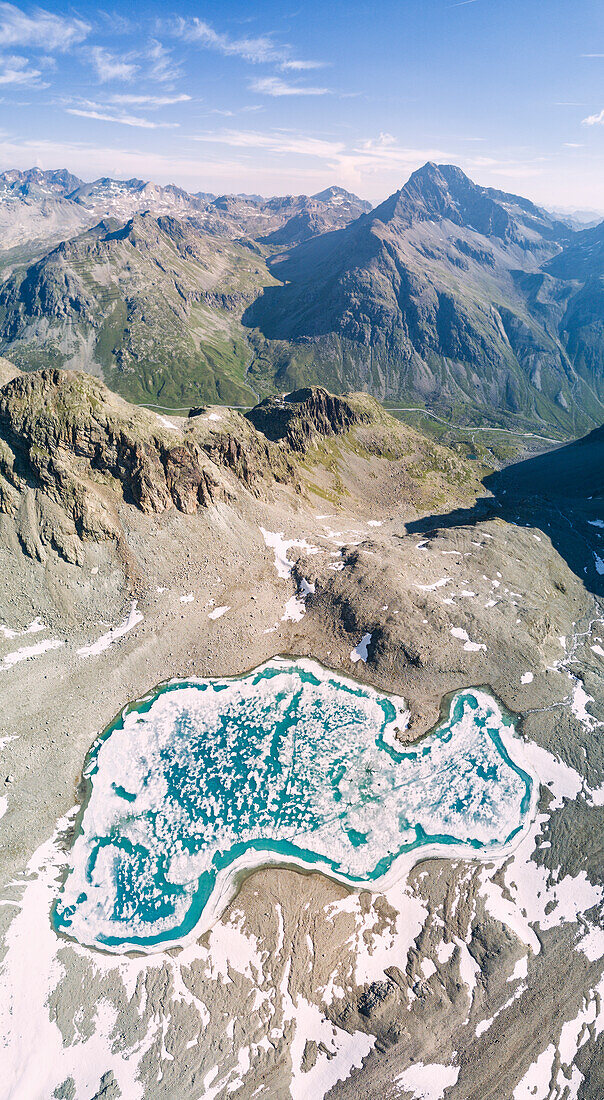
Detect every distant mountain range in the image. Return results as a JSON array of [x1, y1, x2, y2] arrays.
[[0, 168, 371, 258], [0, 163, 601, 433]]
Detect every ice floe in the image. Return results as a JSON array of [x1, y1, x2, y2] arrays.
[[53, 666, 533, 952]]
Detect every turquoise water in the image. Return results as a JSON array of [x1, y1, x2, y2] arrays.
[[53, 660, 532, 951]]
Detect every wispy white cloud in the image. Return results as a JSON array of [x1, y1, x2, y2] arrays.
[[192, 128, 344, 159], [109, 92, 191, 108], [0, 129, 602, 211], [250, 76, 330, 97], [88, 46, 138, 83], [0, 2, 89, 51], [66, 107, 179, 130], [87, 41, 182, 87], [170, 17, 285, 64], [192, 128, 451, 182], [0, 134, 257, 186], [281, 59, 327, 70], [98, 12, 134, 36], [0, 53, 46, 86], [582, 108, 604, 125], [477, 164, 543, 179], [146, 39, 181, 84], [169, 15, 325, 74]]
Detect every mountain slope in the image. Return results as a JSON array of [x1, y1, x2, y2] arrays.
[[245, 163, 603, 434], [0, 214, 279, 405], [68, 176, 211, 219], [0, 163, 602, 433], [0, 368, 481, 567], [0, 168, 84, 197], [187, 187, 371, 245], [0, 186, 374, 407]]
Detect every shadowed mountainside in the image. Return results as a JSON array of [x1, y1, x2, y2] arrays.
[[406, 422, 604, 596]]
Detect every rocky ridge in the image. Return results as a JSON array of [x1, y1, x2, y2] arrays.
[[0, 369, 478, 569], [246, 386, 376, 449], [0, 368, 294, 563]]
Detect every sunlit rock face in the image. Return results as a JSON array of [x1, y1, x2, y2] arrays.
[[54, 660, 533, 953]]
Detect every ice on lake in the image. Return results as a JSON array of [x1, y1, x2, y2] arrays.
[[54, 660, 533, 952]]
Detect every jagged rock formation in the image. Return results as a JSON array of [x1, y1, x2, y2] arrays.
[[0, 369, 291, 563], [246, 387, 375, 449], [0, 370, 482, 567]]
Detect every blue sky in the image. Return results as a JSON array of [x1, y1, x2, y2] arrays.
[[0, 0, 602, 210]]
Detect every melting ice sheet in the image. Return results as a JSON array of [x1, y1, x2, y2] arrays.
[[54, 660, 534, 953]]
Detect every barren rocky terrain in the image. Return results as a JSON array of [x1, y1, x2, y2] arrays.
[[0, 367, 602, 1098]]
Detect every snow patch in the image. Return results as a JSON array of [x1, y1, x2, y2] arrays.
[[208, 605, 230, 620], [0, 617, 46, 640], [1, 638, 64, 671], [395, 1062, 459, 1099], [450, 627, 486, 653], [259, 527, 319, 580], [77, 602, 142, 658], [350, 633, 372, 663]]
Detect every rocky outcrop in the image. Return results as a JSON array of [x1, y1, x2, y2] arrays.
[[246, 387, 376, 450], [0, 369, 228, 514], [0, 370, 279, 561]]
